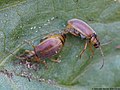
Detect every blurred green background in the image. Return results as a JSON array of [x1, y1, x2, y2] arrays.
[[0, 0, 120, 90]]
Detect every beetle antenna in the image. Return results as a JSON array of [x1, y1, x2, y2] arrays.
[[23, 40, 35, 49], [5, 48, 27, 60], [99, 46, 104, 69], [101, 39, 113, 46]]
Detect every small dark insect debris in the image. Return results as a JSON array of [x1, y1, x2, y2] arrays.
[[0, 69, 13, 78]]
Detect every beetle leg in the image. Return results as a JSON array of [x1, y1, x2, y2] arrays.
[[88, 42, 94, 59], [80, 41, 88, 58], [19, 50, 33, 58], [40, 36, 49, 42], [25, 50, 31, 53], [34, 56, 48, 69], [34, 56, 40, 62], [23, 40, 35, 49], [25, 50, 35, 54], [42, 60, 48, 69], [51, 58, 61, 63]]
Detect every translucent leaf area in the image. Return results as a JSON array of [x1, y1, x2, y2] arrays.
[[0, 0, 120, 90]]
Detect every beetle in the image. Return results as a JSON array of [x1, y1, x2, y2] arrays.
[[10, 33, 66, 69], [65, 18, 104, 69]]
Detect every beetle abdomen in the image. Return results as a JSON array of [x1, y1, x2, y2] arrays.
[[34, 38, 63, 59], [68, 19, 96, 37]]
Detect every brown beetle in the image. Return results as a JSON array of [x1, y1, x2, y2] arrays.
[[65, 18, 104, 69], [10, 33, 66, 69]]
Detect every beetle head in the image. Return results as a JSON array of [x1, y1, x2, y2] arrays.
[[90, 33, 100, 48]]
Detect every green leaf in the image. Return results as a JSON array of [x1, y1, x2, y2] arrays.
[[0, 0, 120, 90]]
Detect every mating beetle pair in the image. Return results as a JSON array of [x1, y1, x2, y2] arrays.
[[13, 18, 104, 69]]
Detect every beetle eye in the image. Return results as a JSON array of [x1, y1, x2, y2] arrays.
[[94, 43, 99, 48], [94, 44, 97, 46]]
